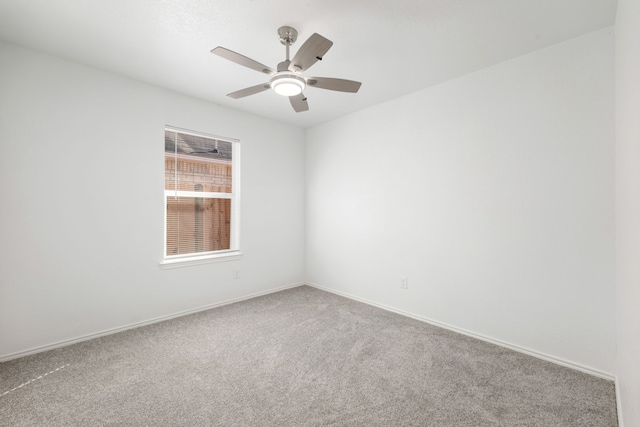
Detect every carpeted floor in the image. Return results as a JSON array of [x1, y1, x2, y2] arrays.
[[0, 285, 617, 426]]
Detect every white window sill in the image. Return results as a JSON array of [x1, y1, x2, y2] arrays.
[[159, 251, 243, 269]]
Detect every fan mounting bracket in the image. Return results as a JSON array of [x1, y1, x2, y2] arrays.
[[278, 26, 298, 46]]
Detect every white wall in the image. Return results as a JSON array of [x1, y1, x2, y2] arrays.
[[305, 28, 615, 376], [0, 42, 305, 359], [615, 0, 640, 424]]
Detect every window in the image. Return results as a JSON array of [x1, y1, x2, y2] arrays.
[[161, 126, 241, 268]]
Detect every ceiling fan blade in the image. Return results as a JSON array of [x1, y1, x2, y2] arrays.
[[288, 33, 333, 72], [289, 93, 309, 113], [211, 47, 275, 75], [227, 83, 271, 99], [306, 77, 362, 93]]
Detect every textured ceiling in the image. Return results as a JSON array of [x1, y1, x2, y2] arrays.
[[0, 0, 617, 128]]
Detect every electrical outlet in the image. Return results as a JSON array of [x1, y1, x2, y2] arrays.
[[233, 269, 240, 279], [400, 276, 408, 289]]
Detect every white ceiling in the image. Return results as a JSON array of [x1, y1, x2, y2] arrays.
[[0, 0, 617, 128]]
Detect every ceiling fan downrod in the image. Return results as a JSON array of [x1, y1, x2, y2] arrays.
[[278, 26, 298, 61]]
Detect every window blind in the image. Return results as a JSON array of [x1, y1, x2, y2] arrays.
[[164, 127, 239, 258]]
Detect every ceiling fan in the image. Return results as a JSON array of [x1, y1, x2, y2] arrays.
[[211, 26, 362, 113]]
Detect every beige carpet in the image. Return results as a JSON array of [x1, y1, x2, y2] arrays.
[[0, 285, 617, 426]]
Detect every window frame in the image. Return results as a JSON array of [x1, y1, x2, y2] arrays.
[[160, 125, 242, 269]]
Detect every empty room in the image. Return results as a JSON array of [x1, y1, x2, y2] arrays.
[[1, 0, 639, 426]]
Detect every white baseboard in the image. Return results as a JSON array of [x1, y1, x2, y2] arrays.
[[3, 280, 617, 385], [304, 282, 615, 382], [0, 282, 304, 362], [615, 377, 624, 427]]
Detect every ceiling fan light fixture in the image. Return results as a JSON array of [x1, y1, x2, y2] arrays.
[[270, 74, 306, 96]]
